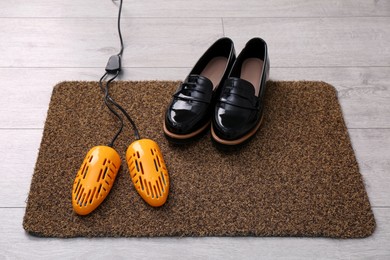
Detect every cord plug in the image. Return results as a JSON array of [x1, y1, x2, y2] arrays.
[[105, 55, 121, 73]]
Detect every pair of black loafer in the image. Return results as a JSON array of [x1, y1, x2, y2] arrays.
[[163, 37, 270, 148]]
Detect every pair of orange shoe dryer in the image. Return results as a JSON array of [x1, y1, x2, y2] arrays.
[[72, 139, 169, 215], [71, 0, 169, 215]]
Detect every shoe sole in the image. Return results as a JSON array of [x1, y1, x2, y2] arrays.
[[211, 114, 264, 147], [163, 120, 210, 144]]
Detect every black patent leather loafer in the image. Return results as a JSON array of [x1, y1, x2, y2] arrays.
[[211, 37, 270, 147], [164, 37, 236, 143]]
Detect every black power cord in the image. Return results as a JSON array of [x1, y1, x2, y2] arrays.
[[116, 0, 124, 57], [100, 0, 140, 147], [105, 0, 124, 73], [99, 72, 123, 147]]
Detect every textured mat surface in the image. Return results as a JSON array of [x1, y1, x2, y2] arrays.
[[23, 81, 375, 238]]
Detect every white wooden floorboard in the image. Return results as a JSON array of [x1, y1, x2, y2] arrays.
[[1, 67, 389, 129], [0, 0, 388, 18], [1, 128, 388, 208], [0, 68, 188, 129], [0, 18, 223, 68], [349, 129, 390, 207], [223, 17, 390, 67], [1, 18, 389, 68], [1, 208, 389, 259], [0, 129, 43, 208]]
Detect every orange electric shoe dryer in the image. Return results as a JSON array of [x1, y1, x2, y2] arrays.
[[72, 138, 170, 215], [126, 139, 169, 207], [71, 0, 169, 215], [72, 146, 121, 215]]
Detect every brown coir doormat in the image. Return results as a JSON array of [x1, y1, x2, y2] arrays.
[[23, 81, 375, 238]]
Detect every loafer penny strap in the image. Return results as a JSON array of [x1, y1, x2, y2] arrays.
[[219, 78, 259, 110], [173, 75, 213, 104]]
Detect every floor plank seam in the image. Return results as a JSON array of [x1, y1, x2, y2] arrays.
[[1, 66, 390, 69], [0, 66, 192, 69], [0, 207, 26, 209], [348, 128, 390, 130], [221, 17, 225, 36], [0, 16, 389, 19], [0, 128, 44, 130]]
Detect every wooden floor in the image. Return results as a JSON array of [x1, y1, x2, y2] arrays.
[[1, 0, 390, 258]]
